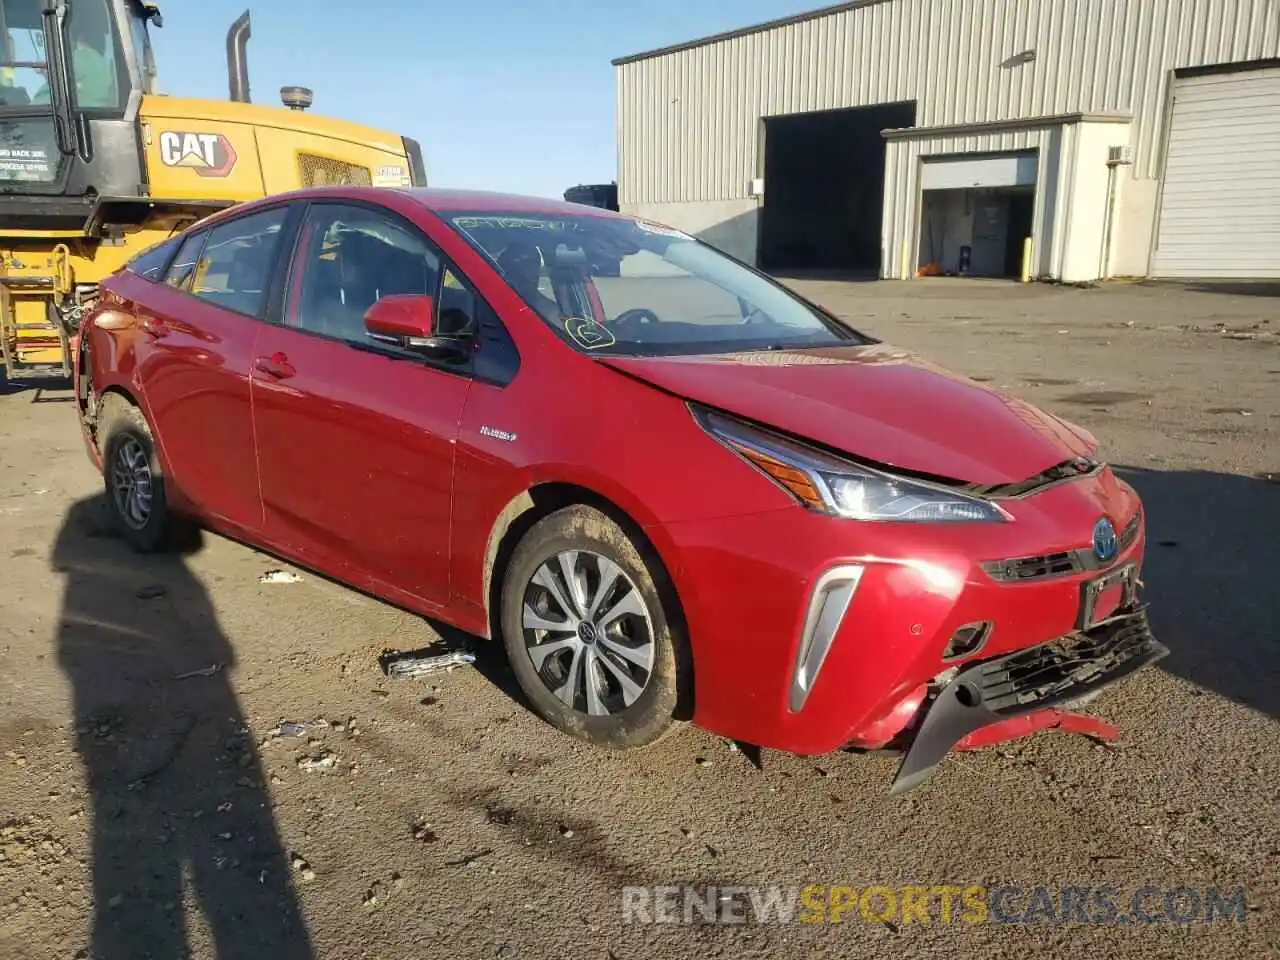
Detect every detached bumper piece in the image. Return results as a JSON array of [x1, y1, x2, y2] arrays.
[[889, 608, 1169, 794]]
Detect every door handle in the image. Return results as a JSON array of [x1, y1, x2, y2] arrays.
[[253, 353, 296, 379]]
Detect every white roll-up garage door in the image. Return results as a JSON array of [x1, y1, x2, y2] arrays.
[[1152, 66, 1280, 279]]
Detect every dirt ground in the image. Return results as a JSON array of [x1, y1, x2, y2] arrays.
[[1, 278, 1277, 959]]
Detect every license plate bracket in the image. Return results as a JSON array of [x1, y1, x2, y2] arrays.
[[1077, 563, 1137, 630]]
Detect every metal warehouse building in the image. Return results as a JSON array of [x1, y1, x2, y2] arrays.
[[613, 0, 1280, 281]]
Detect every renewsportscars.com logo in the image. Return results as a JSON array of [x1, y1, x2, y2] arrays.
[[621, 884, 1250, 926]]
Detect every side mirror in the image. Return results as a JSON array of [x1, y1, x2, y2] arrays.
[[365, 294, 433, 339], [363, 294, 471, 363]]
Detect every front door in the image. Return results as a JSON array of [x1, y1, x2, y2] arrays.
[[251, 201, 474, 606], [134, 205, 293, 530]]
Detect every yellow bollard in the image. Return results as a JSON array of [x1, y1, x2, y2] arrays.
[[1020, 237, 1033, 283]]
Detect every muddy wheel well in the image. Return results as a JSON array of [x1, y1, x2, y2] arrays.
[[483, 483, 693, 720], [86, 384, 140, 446]]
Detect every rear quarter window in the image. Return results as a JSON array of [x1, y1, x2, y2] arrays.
[[124, 235, 183, 282]]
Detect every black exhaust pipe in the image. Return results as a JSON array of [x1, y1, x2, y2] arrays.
[[226, 10, 251, 103]]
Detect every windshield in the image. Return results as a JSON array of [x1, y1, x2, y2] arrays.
[[0, 0, 121, 110], [446, 212, 867, 356], [0, 0, 49, 107]]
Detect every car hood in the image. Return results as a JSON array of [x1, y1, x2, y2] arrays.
[[597, 343, 1096, 485]]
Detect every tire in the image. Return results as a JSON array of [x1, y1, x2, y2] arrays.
[[98, 394, 174, 552], [499, 504, 687, 749]]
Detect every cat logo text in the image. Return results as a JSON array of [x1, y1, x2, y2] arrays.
[[158, 131, 238, 178]]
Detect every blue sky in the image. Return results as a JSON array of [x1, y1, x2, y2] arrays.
[[149, 0, 819, 199]]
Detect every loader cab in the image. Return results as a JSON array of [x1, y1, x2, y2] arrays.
[[0, 0, 156, 227]]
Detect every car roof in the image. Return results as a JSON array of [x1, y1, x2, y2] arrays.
[[400, 188, 624, 218], [180, 186, 628, 239]]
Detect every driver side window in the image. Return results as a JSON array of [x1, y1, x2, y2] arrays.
[[288, 204, 442, 344]]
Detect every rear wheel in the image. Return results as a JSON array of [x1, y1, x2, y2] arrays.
[[99, 395, 174, 552], [499, 505, 686, 748]]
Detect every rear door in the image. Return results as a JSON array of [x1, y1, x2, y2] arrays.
[[251, 200, 474, 605], [134, 204, 296, 530]]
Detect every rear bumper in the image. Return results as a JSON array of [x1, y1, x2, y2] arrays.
[[889, 607, 1169, 793]]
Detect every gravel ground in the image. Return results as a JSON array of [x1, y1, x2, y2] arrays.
[[0, 278, 1276, 959]]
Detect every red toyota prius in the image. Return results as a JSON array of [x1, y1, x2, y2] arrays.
[[74, 186, 1168, 792]]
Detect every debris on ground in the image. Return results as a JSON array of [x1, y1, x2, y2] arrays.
[[259, 569, 303, 584], [291, 853, 315, 882], [445, 849, 494, 868], [412, 821, 438, 843], [363, 880, 386, 908], [136, 584, 167, 600], [174, 663, 224, 680], [380, 646, 476, 678], [559, 825, 575, 839], [273, 722, 309, 739], [296, 752, 339, 773], [694, 757, 713, 767], [485, 806, 516, 826]]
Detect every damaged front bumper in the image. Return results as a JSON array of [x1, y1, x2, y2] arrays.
[[889, 606, 1169, 794]]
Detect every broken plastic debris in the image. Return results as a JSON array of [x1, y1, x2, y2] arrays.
[[260, 569, 303, 584], [381, 647, 476, 678], [274, 722, 309, 739]]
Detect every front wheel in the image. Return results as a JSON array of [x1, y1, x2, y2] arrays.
[[499, 505, 687, 748], [98, 395, 174, 552]]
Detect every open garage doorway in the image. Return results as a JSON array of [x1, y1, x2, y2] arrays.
[[758, 101, 916, 276], [916, 152, 1037, 278]]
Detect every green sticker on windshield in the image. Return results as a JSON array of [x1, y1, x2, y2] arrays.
[[564, 316, 616, 350]]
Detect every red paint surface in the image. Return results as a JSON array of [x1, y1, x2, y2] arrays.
[[78, 186, 1153, 764], [954, 710, 1120, 751]]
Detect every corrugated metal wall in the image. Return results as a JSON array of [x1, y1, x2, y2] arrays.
[[616, 0, 1280, 204]]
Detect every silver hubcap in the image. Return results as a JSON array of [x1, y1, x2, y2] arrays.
[[110, 437, 153, 530], [522, 550, 655, 716]]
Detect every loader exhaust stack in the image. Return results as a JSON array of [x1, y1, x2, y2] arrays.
[[226, 10, 251, 103]]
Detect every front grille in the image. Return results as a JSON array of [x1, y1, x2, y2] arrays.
[[974, 609, 1163, 714], [983, 551, 1082, 582], [298, 154, 373, 187], [982, 509, 1144, 583]]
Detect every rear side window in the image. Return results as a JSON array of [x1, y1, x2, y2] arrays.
[[190, 207, 290, 317], [163, 231, 207, 291], [125, 236, 181, 281]]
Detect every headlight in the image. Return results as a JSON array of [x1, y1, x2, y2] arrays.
[[694, 407, 1010, 523]]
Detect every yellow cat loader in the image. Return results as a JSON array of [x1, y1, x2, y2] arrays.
[[0, 1, 426, 380]]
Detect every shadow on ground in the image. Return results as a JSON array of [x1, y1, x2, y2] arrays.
[[1138, 280, 1280, 298], [51, 496, 313, 959], [1116, 465, 1279, 720], [0, 376, 73, 399]]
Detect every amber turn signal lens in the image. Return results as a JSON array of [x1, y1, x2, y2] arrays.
[[730, 442, 825, 510]]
